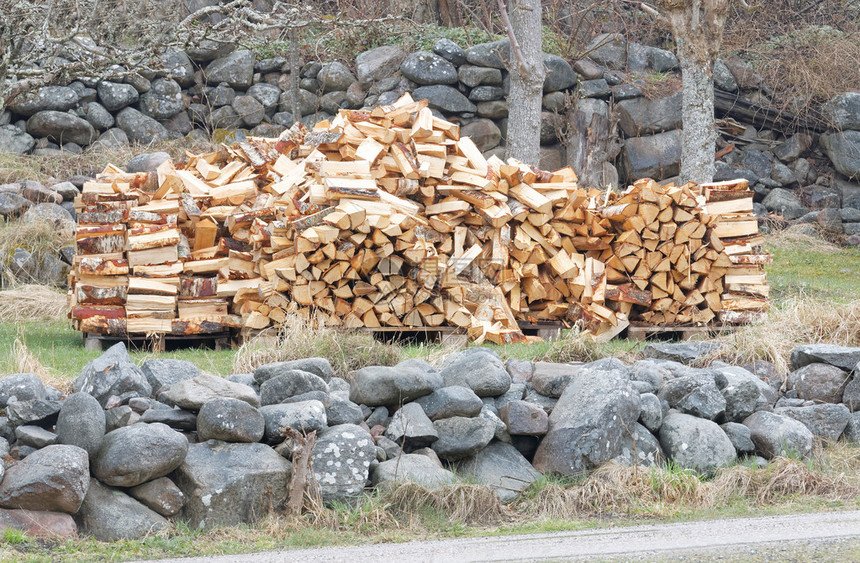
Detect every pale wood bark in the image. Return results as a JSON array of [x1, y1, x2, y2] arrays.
[[501, 0, 546, 167], [656, 0, 729, 184]]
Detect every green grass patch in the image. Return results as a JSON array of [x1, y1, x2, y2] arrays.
[[766, 240, 860, 303]]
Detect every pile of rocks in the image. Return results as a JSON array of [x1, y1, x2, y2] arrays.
[[0, 340, 857, 540]]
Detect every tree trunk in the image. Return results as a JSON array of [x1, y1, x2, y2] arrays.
[[677, 46, 716, 184], [503, 0, 545, 167]]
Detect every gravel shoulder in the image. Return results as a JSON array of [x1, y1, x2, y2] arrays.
[[147, 510, 860, 562]]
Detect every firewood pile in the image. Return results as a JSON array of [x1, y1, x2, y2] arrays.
[[69, 93, 769, 344]]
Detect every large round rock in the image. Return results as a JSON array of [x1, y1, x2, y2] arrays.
[[312, 424, 376, 504], [533, 368, 640, 476], [0, 445, 90, 513], [439, 348, 511, 397], [197, 398, 264, 443], [75, 478, 168, 541], [787, 363, 851, 404], [400, 51, 458, 85], [259, 370, 329, 405], [55, 392, 105, 458], [92, 423, 188, 487], [659, 413, 736, 474], [349, 360, 442, 406], [743, 411, 814, 459]]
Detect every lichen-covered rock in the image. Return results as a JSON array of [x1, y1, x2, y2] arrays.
[[92, 423, 188, 488], [0, 445, 89, 513], [73, 342, 151, 407], [312, 424, 376, 504], [197, 398, 265, 443], [659, 413, 736, 474], [74, 479, 168, 541]]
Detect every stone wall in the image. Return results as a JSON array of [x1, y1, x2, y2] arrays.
[[0, 342, 857, 540]]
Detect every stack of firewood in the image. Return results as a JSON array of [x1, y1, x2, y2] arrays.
[[69, 93, 769, 343], [700, 179, 770, 323]]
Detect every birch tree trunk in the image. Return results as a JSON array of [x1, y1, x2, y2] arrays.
[[658, 0, 729, 184], [502, 0, 545, 167]]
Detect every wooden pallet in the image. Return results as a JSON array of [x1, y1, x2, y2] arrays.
[[82, 331, 234, 352], [625, 323, 739, 342], [517, 322, 564, 341]]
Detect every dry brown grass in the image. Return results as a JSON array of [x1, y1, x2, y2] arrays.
[[0, 220, 75, 287], [0, 139, 216, 185], [232, 313, 402, 379], [699, 297, 860, 375], [10, 335, 74, 392], [0, 285, 68, 322], [540, 328, 606, 364], [517, 452, 859, 521], [383, 482, 511, 526], [765, 227, 843, 253]]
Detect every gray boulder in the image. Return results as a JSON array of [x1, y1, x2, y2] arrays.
[[139, 408, 197, 431], [115, 107, 169, 144], [774, 404, 851, 441], [75, 479, 168, 541], [22, 202, 74, 230], [433, 38, 466, 66], [312, 424, 376, 504], [621, 129, 681, 181], [55, 392, 105, 459], [385, 402, 438, 449], [140, 358, 199, 396], [638, 392, 663, 432], [356, 46, 407, 83], [543, 54, 577, 93], [533, 369, 640, 475], [232, 95, 266, 127], [15, 425, 57, 449], [713, 368, 761, 422], [254, 358, 333, 383], [97, 82, 139, 112], [0, 125, 35, 154], [0, 445, 89, 513], [643, 341, 720, 365], [197, 398, 265, 443], [787, 363, 850, 404], [73, 342, 152, 407], [531, 362, 579, 398], [460, 119, 501, 150], [9, 86, 78, 116], [721, 422, 755, 453], [326, 396, 365, 426], [247, 83, 282, 112], [762, 188, 808, 220], [714, 59, 738, 92], [821, 131, 860, 180], [617, 92, 682, 137], [743, 411, 814, 458], [260, 370, 329, 405], [92, 423, 187, 487], [789, 344, 860, 372], [371, 453, 456, 490], [0, 373, 44, 407], [843, 374, 860, 412], [161, 48, 196, 87], [822, 91, 860, 131], [6, 398, 61, 427], [27, 111, 96, 146], [845, 412, 860, 442], [160, 373, 260, 411], [439, 348, 511, 397], [457, 441, 541, 503], [431, 416, 497, 461], [658, 373, 726, 421], [139, 78, 184, 120], [259, 400, 327, 443], [458, 65, 502, 88], [172, 440, 291, 528], [204, 50, 255, 88], [128, 477, 185, 517], [659, 413, 736, 474], [464, 39, 510, 69], [613, 422, 664, 467], [349, 361, 442, 406], [499, 400, 548, 436], [414, 386, 483, 420], [400, 51, 458, 85], [317, 62, 357, 93], [412, 85, 477, 113]]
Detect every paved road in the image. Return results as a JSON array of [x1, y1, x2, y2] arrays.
[[151, 510, 860, 562]]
